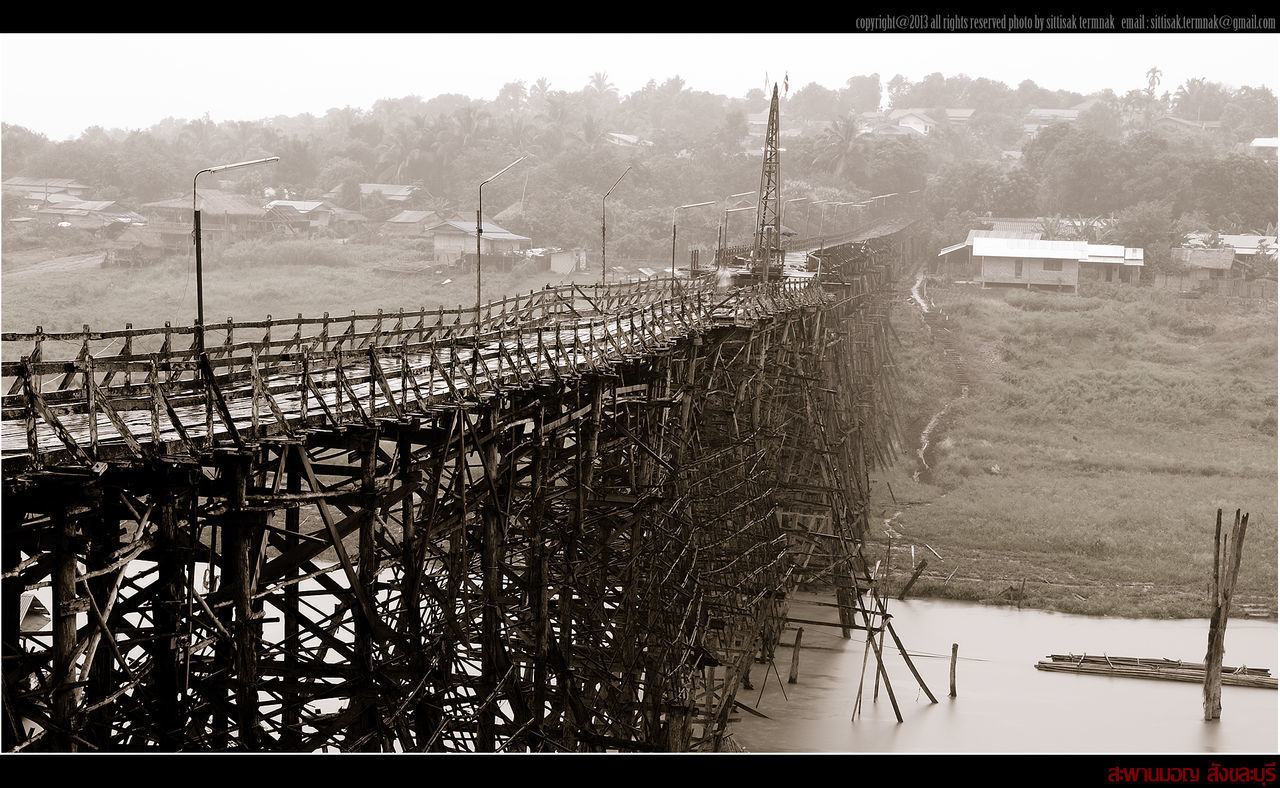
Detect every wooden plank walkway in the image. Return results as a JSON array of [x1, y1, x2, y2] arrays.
[[2, 277, 829, 467]]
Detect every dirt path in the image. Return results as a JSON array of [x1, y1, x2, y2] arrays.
[[5, 252, 106, 278]]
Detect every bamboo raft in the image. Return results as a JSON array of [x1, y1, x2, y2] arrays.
[[1035, 653, 1277, 689]]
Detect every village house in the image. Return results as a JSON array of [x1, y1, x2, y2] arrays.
[[972, 237, 1087, 291], [888, 109, 939, 135], [605, 132, 653, 148], [2, 176, 92, 204], [1078, 243, 1145, 284], [381, 210, 446, 237], [1248, 137, 1278, 162], [105, 225, 169, 266], [426, 219, 532, 266], [936, 229, 1043, 281], [940, 234, 1144, 292], [1153, 115, 1225, 135], [141, 188, 275, 249], [1022, 98, 1106, 138], [263, 199, 367, 236], [1178, 233, 1278, 279], [34, 199, 145, 233], [1170, 247, 1240, 280]]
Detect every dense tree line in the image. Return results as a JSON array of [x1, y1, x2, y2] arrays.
[[3, 70, 1275, 269]]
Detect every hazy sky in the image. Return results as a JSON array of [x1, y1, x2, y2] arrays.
[[3, 32, 1278, 141]]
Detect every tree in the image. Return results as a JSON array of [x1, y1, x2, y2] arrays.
[[841, 74, 882, 115], [1172, 78, 1231, 122], [1104, 199, 1178, 274], [863, 136, 927, 194], [1219, 85, 1278, 143], [493, 81, 527, 114], [924, 160, 1005, 219], [787, 82, 840, 122], [813, 117, 865, 182]]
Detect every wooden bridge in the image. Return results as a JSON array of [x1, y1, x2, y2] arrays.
[[1, 228, 918, 752]]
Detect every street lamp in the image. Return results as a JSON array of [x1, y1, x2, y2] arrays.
[[671, 201, 715, 281], [719, 205, 757, 267], [476, 155, 526, 326], [193, 156, 279, 360], [784, 197, 807, 236], [807, 200, 828, 239], [602, 166, 631, 284]]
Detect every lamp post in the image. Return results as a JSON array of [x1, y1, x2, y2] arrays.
[[671, 201, 715, 282], [193, 156, 279, 361], [784, 197, 806, 238], [719, 205, 757, 267], [476, 156, 526, 326], [807, 200, 828, 239], [602, 166, 631, 284]]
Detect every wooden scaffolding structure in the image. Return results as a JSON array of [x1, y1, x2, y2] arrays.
[[2, 236, 911, 752]]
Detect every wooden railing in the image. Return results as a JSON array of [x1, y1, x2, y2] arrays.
[[2, 276, 827, 468]]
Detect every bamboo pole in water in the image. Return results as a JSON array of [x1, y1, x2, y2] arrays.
[[1205, 509, 1250, 719], [788, 628, 803, 684], [950, 643, 958, 698]]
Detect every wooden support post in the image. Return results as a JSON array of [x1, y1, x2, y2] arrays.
[[52, 507, 78, 751], [281, 452, 301, 751], [788, 627, 803, 683], [2, 501, 25, 751], [85, 500, 122, 748], [899, 559, 928, 600], [355, 429, 380, 750], [950, 643, 959, 698]]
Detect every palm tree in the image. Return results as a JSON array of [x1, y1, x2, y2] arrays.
[[1145, 66, 1162, 98], [535, 93, 576, 156], [529, 78, 552, 112], [575, 115, 606, 152], [814, 117, 865, 180], [375, 118, 426, 183], [587, 72, 617, 98], [451, 105, 492, 150]]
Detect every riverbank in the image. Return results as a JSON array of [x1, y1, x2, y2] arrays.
[[867, 279, 1277, 621]]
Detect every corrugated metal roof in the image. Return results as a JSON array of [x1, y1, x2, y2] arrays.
[[429, 220, 530, 242], [1218, 234, 1277, 255], [989, 219, 1046, 234], [386, 210, 442, 224], [967, 229, 1042, 243], [3, 176, 90, 190], [144, 189, 266, 216], [972, 237, 1088, 259], [1172, 247, 1236, 269], [264, 200, 327, 213], [939, 230, 1042, 257]]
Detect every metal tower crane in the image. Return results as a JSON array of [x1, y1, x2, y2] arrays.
[[752, 83, 783, 283]]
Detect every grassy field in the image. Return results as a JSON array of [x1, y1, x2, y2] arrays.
[[1, 238, 608, 334], [871, 279, 1278, 620]]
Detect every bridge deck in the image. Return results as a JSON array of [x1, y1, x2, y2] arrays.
[[2, 277, 829, 469]]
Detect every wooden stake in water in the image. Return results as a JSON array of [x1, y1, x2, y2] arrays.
[[1204, 508, 1248, 721], [950, 643, 959, 698], [788, 627, 804, 684]]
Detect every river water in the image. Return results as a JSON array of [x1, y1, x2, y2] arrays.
[[728, 592, 1278, 754]]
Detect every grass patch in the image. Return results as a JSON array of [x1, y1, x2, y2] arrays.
[[875, 282, 1277, 620], [2, 238, 589, 333]]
